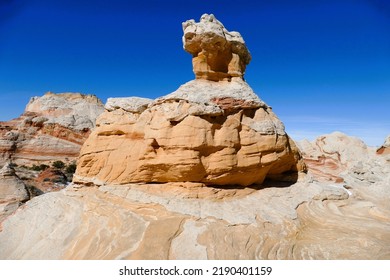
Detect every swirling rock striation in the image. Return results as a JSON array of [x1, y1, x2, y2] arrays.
[[0, 92, 104, 166]]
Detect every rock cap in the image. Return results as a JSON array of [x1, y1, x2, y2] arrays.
[[182, 14, 251, 81], [105, 97, 153, 113]]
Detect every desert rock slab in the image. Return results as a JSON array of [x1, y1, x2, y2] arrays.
[[0, 178, 389, 259]]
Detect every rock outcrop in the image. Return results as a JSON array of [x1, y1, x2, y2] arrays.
[[298, 132, 390, 210], [377, 135, 390, 155], [1, 173, 389, 259], [0, 163, 29, 223], [183, 14, 251, 81], [0, 92, 104, 166], [297, 132, 389, 184], [75, 15, 304, 187], [0, 15, 389, 261]]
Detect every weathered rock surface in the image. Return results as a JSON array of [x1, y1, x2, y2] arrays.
[[105, 97, 153, 113], [1, 133, 388, 259], [377, 135, 390, 155], [75, 80, 303, 187], [0, 163, 29, 223], [297, 132, 390, 186], [298, 132, 390, 219], [0, 92, 104, 166], [183, 14, 251, 81], [0, 175, 389, 259], [1, 16, 389, 261], [25, 92, 103, 131], [35, 168, 69, 191], [75, 16, 304, 187]]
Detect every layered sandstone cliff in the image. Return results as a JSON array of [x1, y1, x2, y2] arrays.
[[74, 15, 304, 187], [0, 92, 104, 166], [0, 92, 104, 220]]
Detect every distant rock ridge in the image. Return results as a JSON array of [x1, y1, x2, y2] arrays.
[[25, 91, 103, 131], [298, 132, 390, 188], [0, 92, 104, 166], [74, 14, 305, 187]]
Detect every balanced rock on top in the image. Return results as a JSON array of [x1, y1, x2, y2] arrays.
[[183, 14, 251, 81], [74, 14, 305, 187]]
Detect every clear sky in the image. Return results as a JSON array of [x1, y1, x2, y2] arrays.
[[0, 0, 389, 146]]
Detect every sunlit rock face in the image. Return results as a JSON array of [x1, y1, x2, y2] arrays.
[[74, 14, 304, 187], [298, 132, 390, 185], [182, 14, 251, 81], [5, 15, 390, 261], [0, 92, 104, 166], [0, 163, 29, 223], [0, 92, 104, 220], [377, 135, 390, 155]]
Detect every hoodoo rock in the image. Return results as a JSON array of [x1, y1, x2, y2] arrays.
[[75, 15, 304, 187], [0, 92, 104, 166], [0, 15, 389, 261]]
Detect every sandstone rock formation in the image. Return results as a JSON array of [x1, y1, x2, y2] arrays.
[[298, 132, 390, 210], [0, 163, 29, 223], [74, 15, 304, 187], [183, 14, 251, 81], [2, 133, 389, 259], [0, 92, 104, 166], [0, 16, 389, 261], [35, 168, 69, 191], [297, 132, 389, 184], [377, 135, 390, 155], [1, 171, 389, 259]]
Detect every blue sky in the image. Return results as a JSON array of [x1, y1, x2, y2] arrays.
[[0, 0, 389, 146]]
